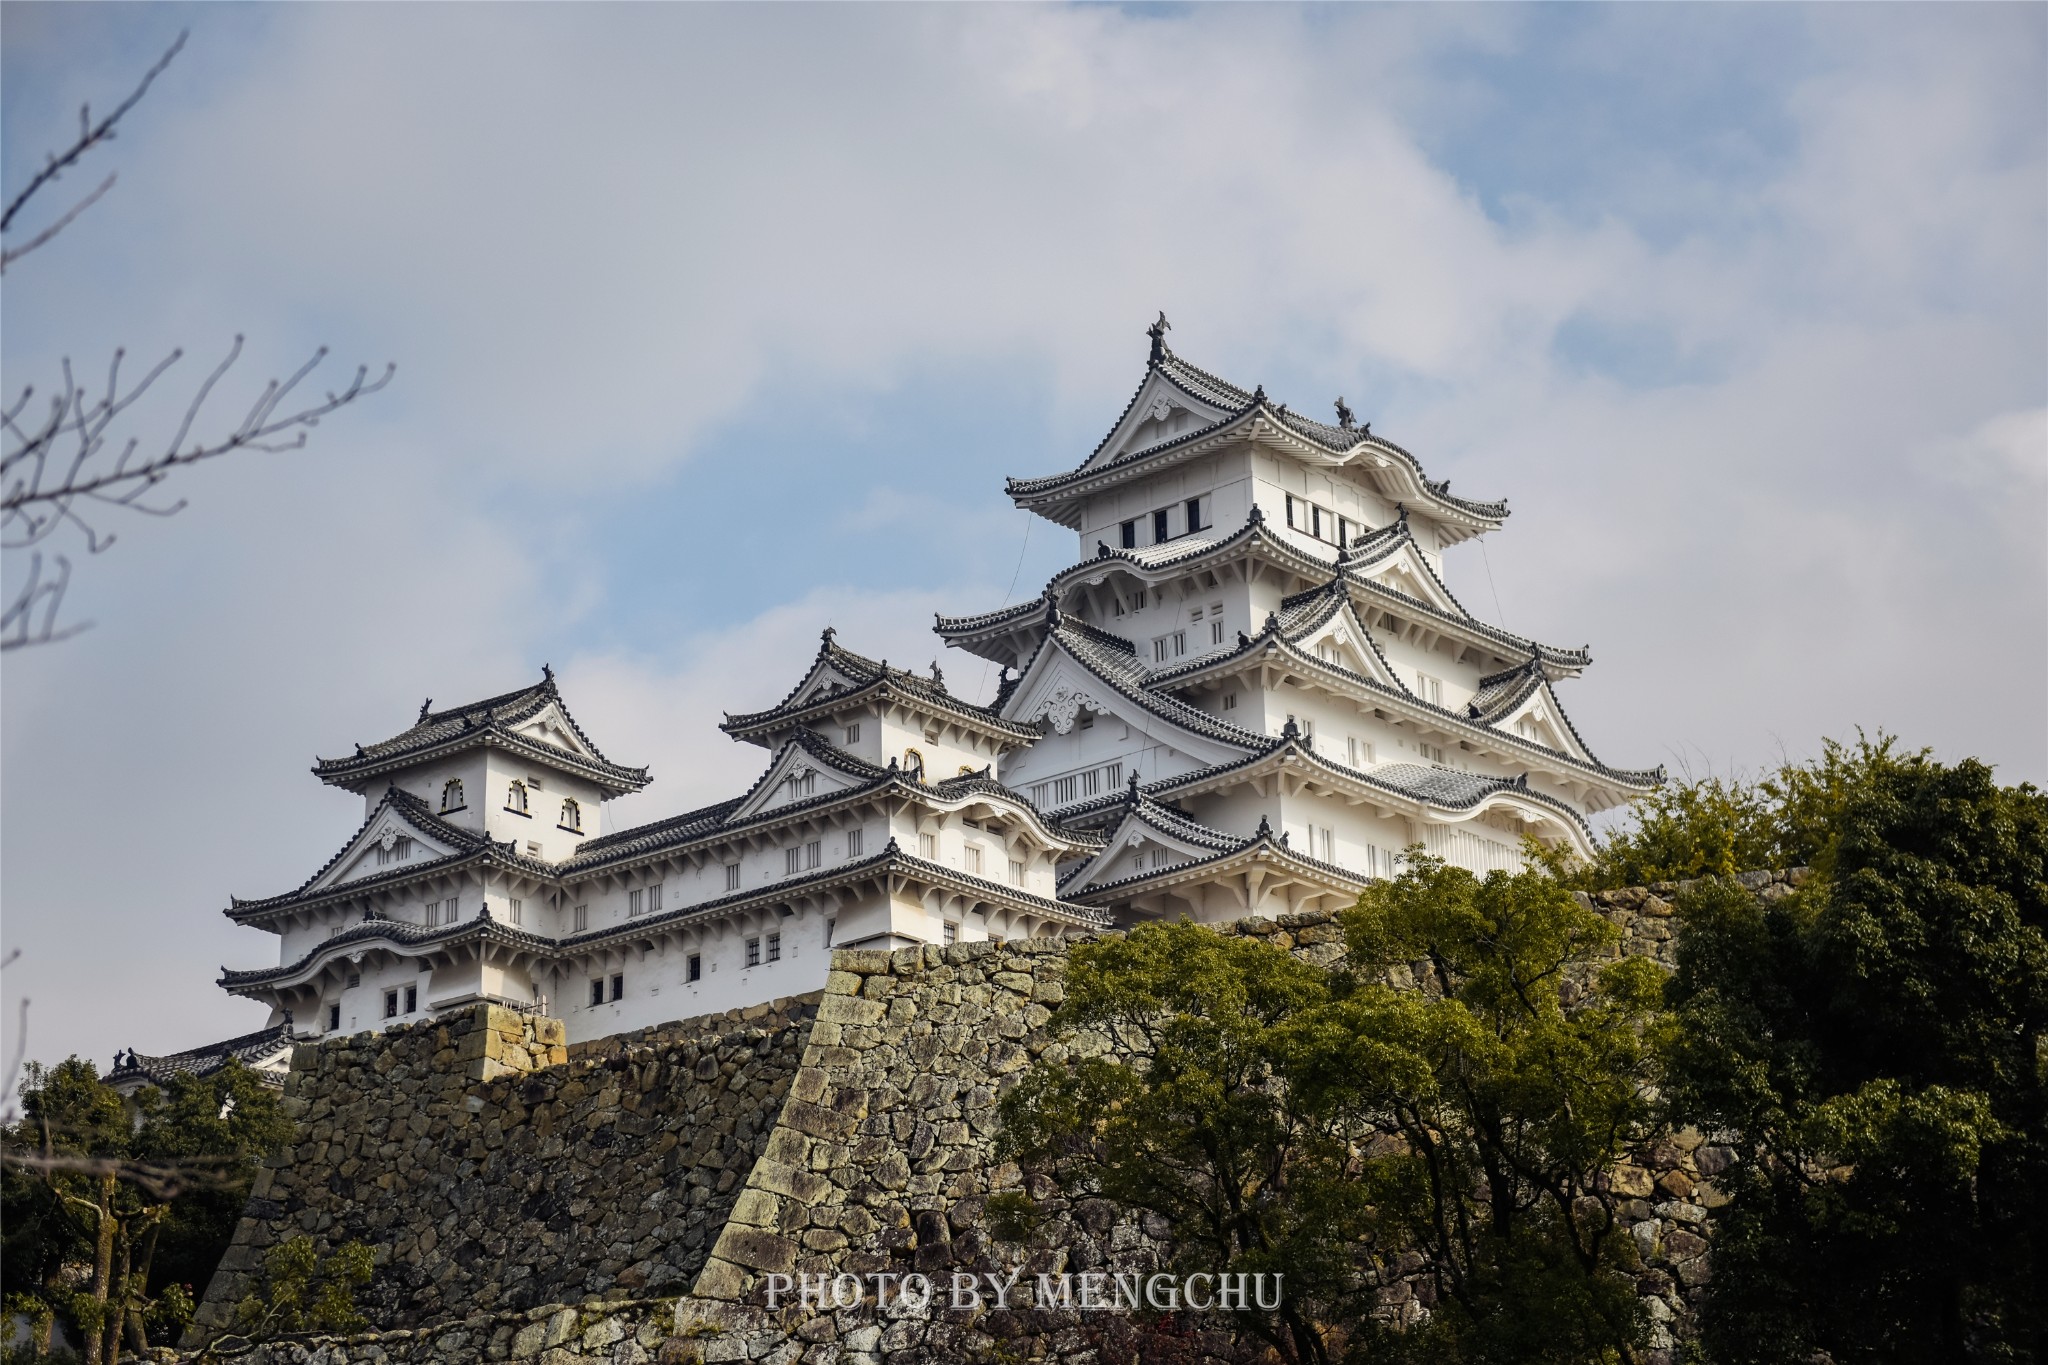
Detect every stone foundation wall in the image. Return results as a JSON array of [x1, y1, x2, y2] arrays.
[[192, 996, 819, 1340], [191, 873, 1811, 1363]]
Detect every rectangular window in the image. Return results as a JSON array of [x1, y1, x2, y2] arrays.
[[1319, 826, 1336, 862], [328, 1003, 341, 1032], [1009, 859, 1025, 886], [824, 918, 835, 947], [687, 953, 702, 982], [1221, 692, 1236, 710], [942, 921, 958, 945], [845, 722, 861, 745], [1211, 620, 1225, 645], [1186, 497, 1205, 532], [609, 973, 624, 1002], [508, 898, 523, 925], [526, 840, 543, 857], [1080, 768, 1100, 797], [405, 985, 417, 1013], [919, 832, 938, 859], [725, 863, 741, 891], [745, 937, 761, 968], [573, 904, 588, 931], [394, 837, 411, 859], [847, 828, 864, 858], [1030, 782, 1049, 806], [1422, 743, 1446, 764], [1348, 736, 1373, 768], [1285, 494, 1299, 528], [348, 971, 361, 988], [1120, 519, 1137, 549], [964, 845, 983, 875], [589, 979, 605, 1007], [1104, 761, 1123, 787], [1053, 775, 1078, 803], [384, 990, 400, 1019], [1417, 673, 1443, 706], [766, 932, 781, 963], [649, 882, 663, 913], [629, 888, 644, 916], [1152, 508, 1170, 543], [786, 846, 801, 875], [805, 840, 821, 870]]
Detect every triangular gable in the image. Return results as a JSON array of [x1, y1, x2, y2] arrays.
[[724, 734, 876, 824], [1085, 368, 1237, 470], [1288, 599, 1406, 690], [1001, 632, 1260, 770], [1493, 681, 1598, 766], [312, 800, 465, 893], [1059, 801, 1239, 895], [1355, 539, 1463, 617], [508, 700, 603, 763]]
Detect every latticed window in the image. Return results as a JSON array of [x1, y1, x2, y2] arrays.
[[559, 798, 582, 831], [506, 781, 529, 813], [441, 778, 465, 811]]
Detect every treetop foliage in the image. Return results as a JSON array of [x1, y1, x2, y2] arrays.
[[1542, 731, 1918, 890]]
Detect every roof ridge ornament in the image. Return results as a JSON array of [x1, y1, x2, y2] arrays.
[[1264, 611, 1281, 636], [1281, 716, 1301, 741], [1255, 813, 1273, 838], [1252, 384, 1267, 405], [541, 663, 555, 685], [1334, 396, 1354, 430], [1247, 503, 1265, 526], [418, 698, 433, 722], [1146, 311, 1171, 365]]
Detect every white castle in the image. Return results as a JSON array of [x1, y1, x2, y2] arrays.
[[210, 320, 1659, 1045]]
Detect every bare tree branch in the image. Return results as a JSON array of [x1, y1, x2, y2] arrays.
[[0, 30, 185, 270], [1, 1144, 247, 1200], [1, 33, 394, 650], [1, 552, 88, 652]]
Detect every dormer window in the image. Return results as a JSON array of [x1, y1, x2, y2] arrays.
[[903, 748, 925, 781], [441, 778, 465, 812], [506, 780, 530, 815], [558, 798, 582, 832]]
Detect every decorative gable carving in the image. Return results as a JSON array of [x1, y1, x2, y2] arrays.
[[318, 807, 461, 892], [1085, 372, 1234, 470]]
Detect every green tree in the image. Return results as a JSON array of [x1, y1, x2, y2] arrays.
[[1332, 858, 1661, 1365], [226, 1235, 373, 1343], [999, 860, 1662, 1365], [1547, 732, 1910, 891], [1, 1058, 292, 1363], [1663, 749, 2047, 1363], [997, 920, 1377, 1365]]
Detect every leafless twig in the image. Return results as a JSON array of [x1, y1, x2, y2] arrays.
[[0, 1144, 246, 1199], [0, 30, 185, 272], [2, 32, 394, 651]]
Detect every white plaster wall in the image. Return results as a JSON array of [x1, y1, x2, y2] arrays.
[[481, 751, 606, 863], [364, 752, 490, 833]]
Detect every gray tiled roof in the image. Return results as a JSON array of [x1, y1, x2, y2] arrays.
[[313, 670, 648, 793], [106, 1024, 294, 1090], [225, 786, 556, 921], [723, 630, 1036, 740], [1007, 343, 1510, 524]]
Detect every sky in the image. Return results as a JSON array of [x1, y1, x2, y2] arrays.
[[3, 2, 2043, 1075]]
